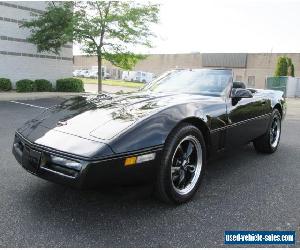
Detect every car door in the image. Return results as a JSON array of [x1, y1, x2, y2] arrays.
[[225, 89, 266, 148]]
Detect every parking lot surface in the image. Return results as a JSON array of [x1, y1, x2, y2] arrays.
[[0, 97, 299, 247]]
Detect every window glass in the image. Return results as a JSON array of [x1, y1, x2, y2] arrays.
[[248, 76, 255, 87], [143, 69, 232, 96]]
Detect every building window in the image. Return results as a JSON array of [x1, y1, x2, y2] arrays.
[[248, 76, 255, 87], [235, 75, 242, 81]]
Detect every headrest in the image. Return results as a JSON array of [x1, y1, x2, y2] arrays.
[[233, 81, 246, 89]]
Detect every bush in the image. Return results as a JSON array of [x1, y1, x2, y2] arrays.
[[274, 57, 288, 77], [16, 79, 34, 92], [0, 78, 12, 91], [34, 79, 53, 92], [274, 56, 295, 77], [56, 78, 84, 92]]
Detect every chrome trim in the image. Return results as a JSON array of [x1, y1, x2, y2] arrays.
[[210, 113, 272, 133], [171, 135, 202, 195], [270, 116, 281, 148], [40, 166, 77, 179]]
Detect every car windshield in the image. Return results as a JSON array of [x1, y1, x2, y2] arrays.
[[142, 69, 232, 96]]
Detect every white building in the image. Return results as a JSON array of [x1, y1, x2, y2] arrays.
[[0, 1, 73, 88]]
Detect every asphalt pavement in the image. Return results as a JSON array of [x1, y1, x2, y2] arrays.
[[0, 97, 299, 247]]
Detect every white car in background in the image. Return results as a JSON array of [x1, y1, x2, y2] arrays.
[[79, 70, 90, 78], [73, 70, 83, 77], [87, 71, 111, 79], [122, 71, 153, 83], [88, 71, 98, 79], [103, 72, 111, 79]]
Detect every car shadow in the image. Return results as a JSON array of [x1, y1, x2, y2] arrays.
[[18, 143, 280, 247]]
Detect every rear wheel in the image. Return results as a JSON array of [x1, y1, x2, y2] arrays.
[[253, 109, 281, 153], [155, 123, 206, 204]]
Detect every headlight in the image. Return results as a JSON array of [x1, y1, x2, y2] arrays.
[[50, 155, 82, 171]]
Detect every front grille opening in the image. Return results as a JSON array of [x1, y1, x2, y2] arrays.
[[47, 164, 78, 178], [41, 163, 79, 178]]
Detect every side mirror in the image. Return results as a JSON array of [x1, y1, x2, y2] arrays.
[[231, 88, 253, 98]]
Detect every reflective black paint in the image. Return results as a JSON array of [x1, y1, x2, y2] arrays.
[[12, 79, 286, 187]]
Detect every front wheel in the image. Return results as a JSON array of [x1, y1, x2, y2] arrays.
[[155, 123, 206, 204], [253, 109, 282, 153]]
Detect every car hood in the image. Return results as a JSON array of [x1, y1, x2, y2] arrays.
[[17, 91, 219, 158], [19, 91, 190, 142]]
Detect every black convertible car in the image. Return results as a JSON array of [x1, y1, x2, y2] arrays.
[[13, 69, 286, 204]]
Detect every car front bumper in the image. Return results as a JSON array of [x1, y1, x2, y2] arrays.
[[12, 133, 163, 188]]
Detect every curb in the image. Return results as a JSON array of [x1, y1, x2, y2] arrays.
[[0, 92, 87, 101]]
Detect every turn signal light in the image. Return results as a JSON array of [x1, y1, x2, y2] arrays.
[[124, 156, 137, 167], [124, 153, 156, 167]]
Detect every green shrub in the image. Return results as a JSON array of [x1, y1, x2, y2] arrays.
[[0, 78, 12, 91], [56, 78, 84, 92], [274, 56, 295, 77], [274, 57, 288, 76], [34, 79, 53, 92], [16, 79, 34, 92]]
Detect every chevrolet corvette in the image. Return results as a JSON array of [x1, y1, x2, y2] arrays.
[[12, 69, 286, 204]]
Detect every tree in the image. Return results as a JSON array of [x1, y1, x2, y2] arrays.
[[274, 56, 295, 77], [22, 1, 160, 93], [289, 64, 295, 77], [274, 56, 288, 76], [286, 57, 295, 77]]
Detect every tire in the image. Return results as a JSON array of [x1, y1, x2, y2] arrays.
[[253, 109, 282, 154], [155, 123, 206, 204]]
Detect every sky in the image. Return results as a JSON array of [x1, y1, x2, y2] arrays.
[[74, 0, 300, 55]]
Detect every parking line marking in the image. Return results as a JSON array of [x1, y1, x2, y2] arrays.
[[9, 101, 46, 109]]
